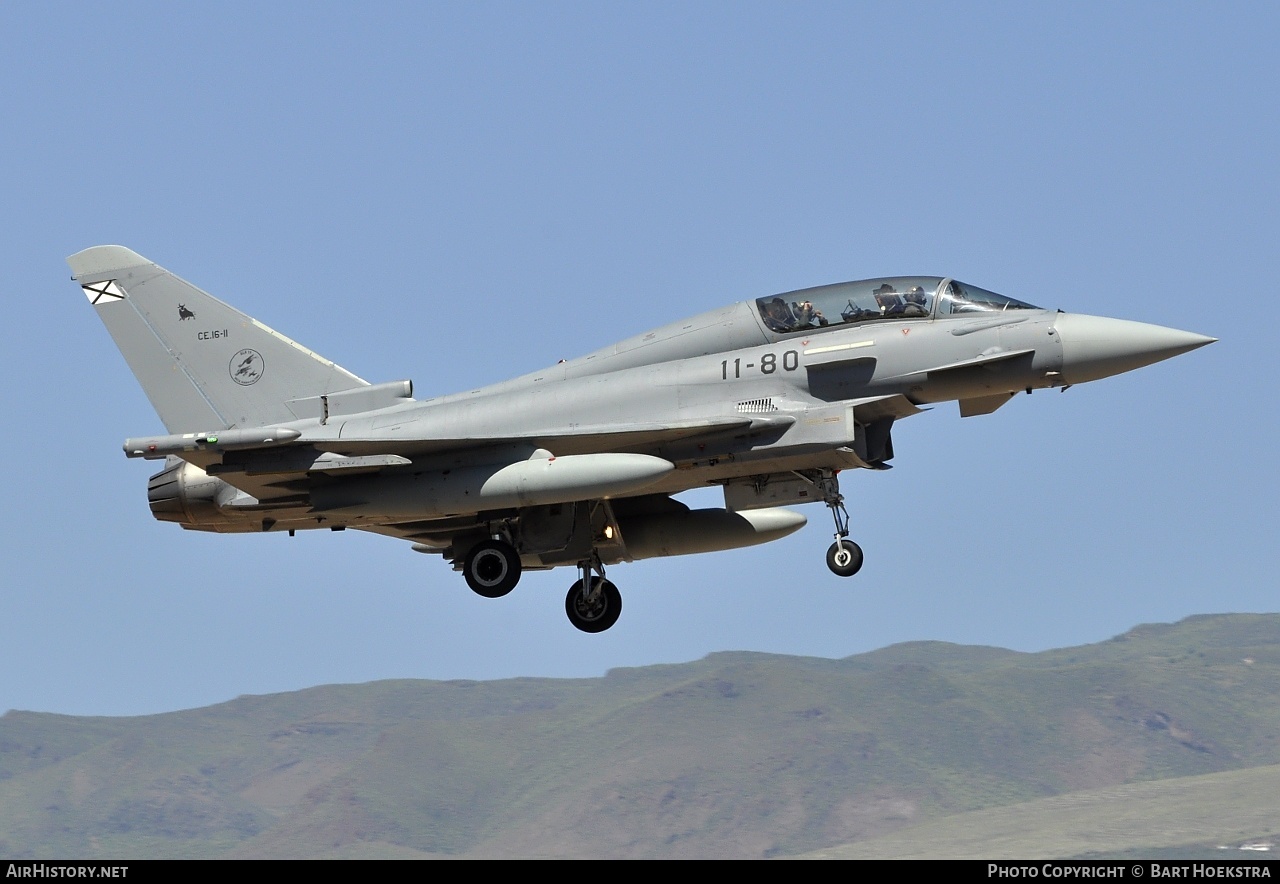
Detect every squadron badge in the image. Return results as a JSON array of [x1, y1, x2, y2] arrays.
[[229, 349, 264, 386]]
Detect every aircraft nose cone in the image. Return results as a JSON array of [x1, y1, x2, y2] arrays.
[[1054, 313, 1216, 384]]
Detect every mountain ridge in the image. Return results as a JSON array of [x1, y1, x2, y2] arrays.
[[2, 613, 1277, 858]]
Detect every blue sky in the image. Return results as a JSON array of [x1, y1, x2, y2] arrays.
[[1, 2, 1273, 716]]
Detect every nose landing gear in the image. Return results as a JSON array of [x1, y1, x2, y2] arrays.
[[826, 538, 864, 577], [820, 473, 863, 578]]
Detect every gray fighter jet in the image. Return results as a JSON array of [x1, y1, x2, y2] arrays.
[[70, 246, 1215, 632]]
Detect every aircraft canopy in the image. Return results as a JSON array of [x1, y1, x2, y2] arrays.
[[755, 277, 1040, 335]]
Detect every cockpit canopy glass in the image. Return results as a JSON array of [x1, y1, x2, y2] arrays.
[[754, 277, 1038, 334], [936, 280, 1038, 316]]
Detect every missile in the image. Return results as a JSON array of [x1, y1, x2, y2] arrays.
[[619, 506, 807, 560], [311, 450, 675, 518], [124, 427, 302, 459]]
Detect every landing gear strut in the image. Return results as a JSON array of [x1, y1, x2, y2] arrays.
[[820, 473, 863, 577], [463, 538, 522, 598], [565, 555, 622, 633]]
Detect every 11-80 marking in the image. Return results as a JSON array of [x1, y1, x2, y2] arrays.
[[721, 350, 799, 379]]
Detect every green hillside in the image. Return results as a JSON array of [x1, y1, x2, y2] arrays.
[[804, 763, 1280, 859], [1, 613, 1278, 859]]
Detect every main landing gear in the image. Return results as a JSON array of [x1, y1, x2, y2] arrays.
[[463, 538, 522, 598], [461, 537, 623, 633], [820, 472, 863, 578], [565, 555, 622, 633]]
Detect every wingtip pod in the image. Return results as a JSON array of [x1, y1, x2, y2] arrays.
[[67, 245, 153, 280], [123, 427, 303, 459]]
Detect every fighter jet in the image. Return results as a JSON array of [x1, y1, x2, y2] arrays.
[[69, 246, 1215, 633]]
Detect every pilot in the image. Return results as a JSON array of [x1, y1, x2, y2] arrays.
[[901, 285, 929, 317], [792, 300, 829, 327], [873, 283, 904, 316], [763, 297, 797, 332]]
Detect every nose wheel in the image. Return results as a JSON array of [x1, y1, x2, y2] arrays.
[[826, 539, 864, 577], [820, 472, 863, 578]]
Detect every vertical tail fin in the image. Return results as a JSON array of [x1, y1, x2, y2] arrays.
[[69, 246, 367, 432]]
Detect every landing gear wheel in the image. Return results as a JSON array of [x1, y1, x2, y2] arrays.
[[826, 540, 864, 577], [463, 539, 522, 598], [565, 577, 622, 633]]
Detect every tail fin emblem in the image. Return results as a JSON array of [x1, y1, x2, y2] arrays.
[[229, 349, 264, 386], [178, 303, 196, 321], [82, 280, 125, 304]]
